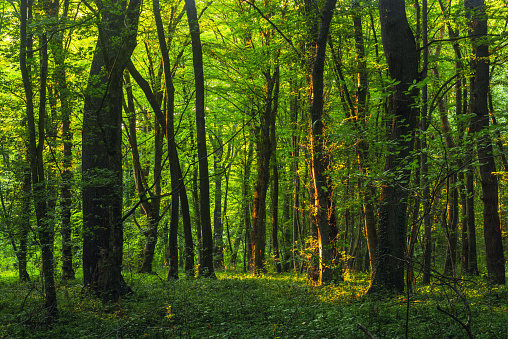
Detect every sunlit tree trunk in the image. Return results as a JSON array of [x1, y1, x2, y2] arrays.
[[309, 0, 337, 284]]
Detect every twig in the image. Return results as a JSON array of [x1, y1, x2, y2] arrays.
[[357, 323, 376, 339]]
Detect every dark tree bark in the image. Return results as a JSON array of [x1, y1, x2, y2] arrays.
[[251, 68, 277, 274], [82, 0, 141, 301], [185, 0, 215, 278], [192, 164, 202, 264], [270, 68, 281, 274], [465, 0, 505, 284], [309, 0, 336, 284], [151, 0, 195, 279], [369, 0, 418, 293]]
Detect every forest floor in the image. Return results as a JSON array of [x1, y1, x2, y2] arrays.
[[0, 269, 506, 338]]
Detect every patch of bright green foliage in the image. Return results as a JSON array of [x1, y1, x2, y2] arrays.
[[0, 270, 507, 338]]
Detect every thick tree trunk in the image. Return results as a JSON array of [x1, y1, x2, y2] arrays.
[[466, 0, 505, 284], [369, 0, 418, 293], [82, 0, 141, 301]]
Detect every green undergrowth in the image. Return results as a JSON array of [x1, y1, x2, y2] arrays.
[[0, 270, 507, 338]]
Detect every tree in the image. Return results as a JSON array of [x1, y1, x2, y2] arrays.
[[51, 0, 75, 281], [465, 0, 505, 284], [185, 0, 215, 278], [82, 0, 142, 301], [123, 72, 163, 274], [20, 0, 57, 318], [308, 0, 337, 284], [368, 0, 419, 293]]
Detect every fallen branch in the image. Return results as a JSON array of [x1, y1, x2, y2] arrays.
[[357, 323, 376, 339]]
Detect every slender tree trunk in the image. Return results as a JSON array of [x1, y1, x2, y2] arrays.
[[351, 0, 377, 280], [271, 69, 281, 274], [309, 0, 336, 284], [251, 69, 277, 273], [213, 142, 224, 269], [17, 156, 31, 282], [242, 140, 254, 271], [124, 73, 162, 274], [290, 82, 301, 272], [20, 0, 57, 318], [465, 160, 479, 275], [421, 0, 433, 285], [466, 0, 505, 284], [192, 165, 201, 264], [185, 0, 215, 278], [50, 0, 75, 281]]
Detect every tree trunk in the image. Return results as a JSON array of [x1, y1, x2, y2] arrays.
[[49, 0, 75, 281], [240, 140, 254, 271], [271, 69, 281, 274], [82, 0, 141, 301], [351, 0, 377, 280], [18, 158, 31, 282], [369, 0, 418, 293], [309, 0, 336, 284], [20, 0, 57, 318], [213, 140, 224, 269], [185, 0, 215, 278], [466, 0, 505, 284], [251, 68, 277, 274], [124, 73, 162, 274]]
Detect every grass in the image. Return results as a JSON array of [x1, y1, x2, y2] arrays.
[[0, 269, 507, 338]]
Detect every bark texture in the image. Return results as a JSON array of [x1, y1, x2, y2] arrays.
[[309, 0, 337, 284], [369, 0, 418, 293], [185, 0, 215, 278], [82, 0, 141, 301], [466, 0, 505, 284]]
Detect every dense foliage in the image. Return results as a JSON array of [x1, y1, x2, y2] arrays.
[[0, 0, 507, 334]]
